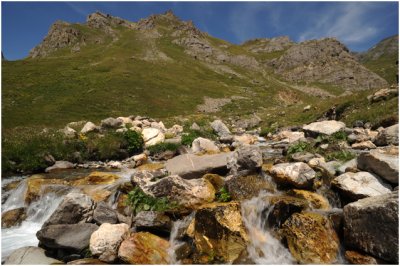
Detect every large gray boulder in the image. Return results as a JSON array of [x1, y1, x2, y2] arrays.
[[332, 172, 391, 200], [357, 147, 399, 184], [165, 152, 232, 179], [227, 145, 262, 174], [93, 202, 118, 225], [43, 191, 94, 227], [210, 120, 231, 137], [303, 120, 346, 136], [134, 211, 171, 234], [343, 191, 399, 263], [37, 223, 99, 252], [100, 117, 123, 129], [268, 162, 316, 189], [374, 124, 399, 146], [4, 246, 62, 265]]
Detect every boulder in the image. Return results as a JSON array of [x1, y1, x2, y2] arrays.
[[337, 158, 357, 174], [367, 88, 398, 102], [45, 161, 75, 173], [343, 191, 398, 263], [24, 175, 67, 204], [62, 126, 77, 138], [357, 147, 399, 184], [288, 189, 330, 210], [71, 171, 120, 186], [165, 153, 232, 179], [37, 223, 99, 252], [67, 258, 107, 264], [374, 124, 399, 146], [2, 207, 27, 228], [116, 116, 133, 125], [93, 201, 118, 225], [303, 120, 346, 136], [4, 246, 62, 265], [191, 137, 219, 153], [190, 122, 201, 131], [276, 130, 305, 143], [269, 162, 316, 189], [345, 250, 379, 264], [132, 174, 215, 209], [133, 211, 171, 234], [100, 117, 123, 129], [281, 212, 339, 264], [43, 191, 94, 227], [227, 145, 262, 174], [210, 119, 231, 137], [332, 172, 391, 200], [291, 152, 315, 163], [90, 223, 130, 263], [351, 141, 376, 149], [233, 134, 258, 145], [193, 202, 248, 263], [80, 122, 99, 134], [82, 187, 112, 203], [142, 128, 165, 147], [266, 195, 309, 228], [118, 232, 170, 264], [202, 173, 225, 191], [225, 174, 274, 200]]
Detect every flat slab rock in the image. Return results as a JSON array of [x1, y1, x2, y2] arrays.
[[165, 152, 232, 179], [4, 246, 62, 265], [303, 120, 346, 136]]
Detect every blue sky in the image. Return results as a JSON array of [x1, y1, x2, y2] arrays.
[[2, 1, 398, 60]]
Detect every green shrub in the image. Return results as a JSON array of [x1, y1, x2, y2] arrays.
[[126, 187, 177, 215], [325, 150, 355, 162], [216, 187, 231, 202], [85, 132, 127, 161], [147, 142, 180, 154], [123, 129, 144, 154], [287, 141, 313, 156]]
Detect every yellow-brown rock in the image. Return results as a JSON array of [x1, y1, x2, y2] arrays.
[[288, 189, 330, 210], [118, 232, 170, 264], [193, 202, 248, 263], [136, 162, 165, 171], [25, 175, 67, 204], [82, 187, 112, 202], [1, 207, 27, 228], [281, 212, 339, 264], [72, 172, 119, 186], [345, 250, 379, 264], [202, 173, 225, 191]]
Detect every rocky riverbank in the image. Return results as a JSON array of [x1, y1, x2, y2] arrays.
[[1, 115, 399, 264]]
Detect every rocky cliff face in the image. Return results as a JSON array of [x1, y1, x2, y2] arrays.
[[242, 36, 294, 53], [269, 38, 388, 90]]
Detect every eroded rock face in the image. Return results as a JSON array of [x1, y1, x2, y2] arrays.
[[332, 172, 391, 200], [90, 223, 130, 262], [269, 162, 316, 189], [165, 153, 232, 179], [281, 212, 340, 264], [343, 191, 399, 263], [193, 202, 248, 263], [43, 191, 94, 227], [37, 223, 99, 252], [303, 120, 346, 136], [4, 246, 62, 265], [118, 232, 170, 264], [357, 147, 399, 184]]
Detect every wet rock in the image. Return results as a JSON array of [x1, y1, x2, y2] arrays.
[[374, 124, 399, 146], [357, 147, 399, 184], [72, 171, 120, 186], [93, 201, 118, 225], [43, 191, 94, 227], [288, 189, 330, 210], [343, 191, 399, 263], [332, 172, 391, 200], [225, 174, 274, 200], [24, 175, 67, 204], [1, 207, 27, 228], [191, 137, 219, 153], [118, 232, 170, 264], [303, 120, 346, 136], [100, 117, 122, 129], [45, 161, 75, 173], [133, 211, 171, 234], [67, 258, 107, 264], [202, 173, 225, 191], [142, 127, 165, 147], [227, 145, 262, 174], [80, 122, 99, 134], [193, 202, 248, 263], [351, 140, 376, 149], [37, 223, 99, 252], [266, 195, 309, 228], [90, 223, 130, 263], [210, 119, 231, 137], [4, 246, 62, 265], [269, 162, 316, 189], [165, 153, 232, 179], [281, 212, 339, 264], [82, 187, 112, 203], [345, 250, 379, 264]]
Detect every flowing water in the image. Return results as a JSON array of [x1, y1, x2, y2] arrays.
[[168, 213, 195, 264]]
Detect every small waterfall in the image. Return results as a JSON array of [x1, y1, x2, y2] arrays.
[[2, 180, 28, 212], [168, 213, 195, 264], [241, 192, 294, 264]]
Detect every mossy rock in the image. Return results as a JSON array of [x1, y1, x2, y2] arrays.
[[225, 174, 275, 201], [287, 189, 330, 210]]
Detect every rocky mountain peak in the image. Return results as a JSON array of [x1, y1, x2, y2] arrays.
[[86, 11, 131, 29], [243, 35, 294, 53], [359, 35, 399, 61]]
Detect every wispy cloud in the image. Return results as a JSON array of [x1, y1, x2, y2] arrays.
[[64, 2, 88, 17], [298, 3, 379, 44]]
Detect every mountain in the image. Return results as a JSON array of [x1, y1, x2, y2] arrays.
[[357, 35, 399, 84], [2, 11, 396, 129]]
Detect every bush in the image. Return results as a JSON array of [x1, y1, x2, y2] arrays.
[[216, 187, 231, 202], [287, 141, 313, 156], [123, 129, 144, 154], [147, 142, 180, 154], [325, 150, 355, 162], [126, 187, 177, 215]]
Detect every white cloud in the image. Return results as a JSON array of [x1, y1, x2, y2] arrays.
[[298, 3, 379, 44]]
